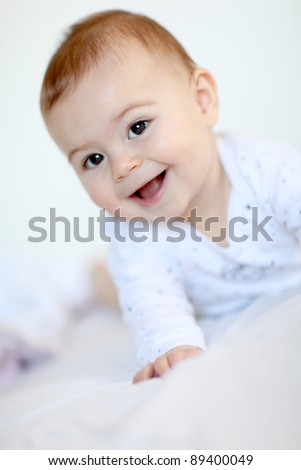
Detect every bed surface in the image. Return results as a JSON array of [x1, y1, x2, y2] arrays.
[[1, 291, 301, 449]]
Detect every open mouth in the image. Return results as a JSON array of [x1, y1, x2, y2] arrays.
[[130, 170, 167, 206]]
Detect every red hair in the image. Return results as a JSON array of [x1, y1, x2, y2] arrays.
[[40, 10, 196, 114]]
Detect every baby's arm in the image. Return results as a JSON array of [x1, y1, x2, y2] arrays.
[[108, 236, 206, 368], [133, 345, 203, 383]]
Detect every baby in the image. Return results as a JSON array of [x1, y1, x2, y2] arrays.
[[40, 10, 301, 383]]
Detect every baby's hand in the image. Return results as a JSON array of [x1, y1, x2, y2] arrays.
[[132, 345, 202, 383]]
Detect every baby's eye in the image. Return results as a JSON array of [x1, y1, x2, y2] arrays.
[[128, 120, 149, 139], [84, 153, 104, 169]]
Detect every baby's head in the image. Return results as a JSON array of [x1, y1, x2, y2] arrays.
[[40, 10, 196, 112], [41, 10, 219, 221]]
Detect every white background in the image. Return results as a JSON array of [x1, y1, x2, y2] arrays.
[[1, 0, 300, 260]]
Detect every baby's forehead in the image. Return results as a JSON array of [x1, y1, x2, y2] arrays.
[[90, 42, 190, 89], [44, 41, 192, 131]]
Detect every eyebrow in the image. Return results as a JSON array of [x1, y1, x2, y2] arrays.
[[112, 100, 156, 122], [68, 144, 95, 163], [68, 100, 156, 162]]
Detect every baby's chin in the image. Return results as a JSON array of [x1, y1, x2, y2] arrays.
[[113, 205, 188, 224], [107, 191, 192, 221]]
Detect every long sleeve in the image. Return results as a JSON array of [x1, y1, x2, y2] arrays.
[[108, 234, 206, 366]]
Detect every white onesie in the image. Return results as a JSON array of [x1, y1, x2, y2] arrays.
[[108, 133, 301, 365]]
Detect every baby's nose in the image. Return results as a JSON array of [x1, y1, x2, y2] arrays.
[[113, 157, 142, 182]]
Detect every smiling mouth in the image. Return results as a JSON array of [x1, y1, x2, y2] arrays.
[[130, 170, 167, 204]]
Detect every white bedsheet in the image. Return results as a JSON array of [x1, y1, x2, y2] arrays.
[[0, 291, 301, 449]]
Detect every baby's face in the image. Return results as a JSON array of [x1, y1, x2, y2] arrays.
[[46, 46, 218, 221]]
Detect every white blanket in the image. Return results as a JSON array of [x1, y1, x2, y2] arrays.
[[0, 290, 300, 449], [0, 249, 95, 386]]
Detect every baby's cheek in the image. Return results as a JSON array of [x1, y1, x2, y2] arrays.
[[154, 133, 185, 165], [85, 184, 111, 210], [88, 186, 130, 217]]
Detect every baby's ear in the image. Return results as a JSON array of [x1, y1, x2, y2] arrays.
[[192, 69, 219, 127]]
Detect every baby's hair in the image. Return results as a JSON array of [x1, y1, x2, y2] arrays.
[[40, 9, 196, 114]]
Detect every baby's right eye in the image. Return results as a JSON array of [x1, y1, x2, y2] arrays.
[[84, 153, 104, 169]]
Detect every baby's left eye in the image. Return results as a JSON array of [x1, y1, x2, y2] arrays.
[[128, 120, 149, 139]]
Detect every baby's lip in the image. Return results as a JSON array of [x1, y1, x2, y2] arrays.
[[129, 170, 166, 199], [129, 170, 167, 207]]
